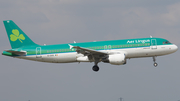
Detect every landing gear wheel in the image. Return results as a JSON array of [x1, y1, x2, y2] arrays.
[[92, 65, 99, 72], [154, 62, 158, 67], [152, 57, 158, 67]]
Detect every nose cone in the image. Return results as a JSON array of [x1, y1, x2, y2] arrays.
[[172, 44, 178, 52]]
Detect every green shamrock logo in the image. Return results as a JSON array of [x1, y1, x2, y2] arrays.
[[10, 29, 25, 43]]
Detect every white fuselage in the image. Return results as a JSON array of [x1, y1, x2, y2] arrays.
[[17, 44, 178, 63]]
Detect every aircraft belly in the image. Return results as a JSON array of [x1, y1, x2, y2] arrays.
[[117, 48, 147, 58], [125, 45, 174, 58], [125, 48, 160, 58], [16, 55, 42, 62], [17, 53, 77, 63], [39, 53, 77, 63], [57, 53, 77, 63]]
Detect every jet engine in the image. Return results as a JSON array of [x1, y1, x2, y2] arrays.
[[102, 54, 126, 65]]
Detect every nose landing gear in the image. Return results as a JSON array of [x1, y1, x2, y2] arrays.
[[154, 62, 158, 67], [153, 56, 158, 67]]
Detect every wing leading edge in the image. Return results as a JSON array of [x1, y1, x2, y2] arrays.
[[68, 44, 108, 55]]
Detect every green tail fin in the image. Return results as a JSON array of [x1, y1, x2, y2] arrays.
[[3, 20, 37, 49]]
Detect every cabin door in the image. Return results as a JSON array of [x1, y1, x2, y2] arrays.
[[36, 47, 42, 58], [151, 39, 157, 49]]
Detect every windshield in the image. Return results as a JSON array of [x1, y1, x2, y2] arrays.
[[163, 41, 171, 44]]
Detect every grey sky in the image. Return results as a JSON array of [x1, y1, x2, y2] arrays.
[[0, 0, 180, 101]]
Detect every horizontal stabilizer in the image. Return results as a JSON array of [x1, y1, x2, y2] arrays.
[[5, 50, 26, 56]]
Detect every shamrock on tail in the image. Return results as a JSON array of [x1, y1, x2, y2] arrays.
[[10, 29, 25, 43]]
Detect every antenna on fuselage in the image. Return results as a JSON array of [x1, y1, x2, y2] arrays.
[[74, 41, 76, 43], [150, 35, 152, 38]]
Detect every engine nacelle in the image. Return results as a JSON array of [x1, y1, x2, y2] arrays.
[[102, 54, 126, 65]]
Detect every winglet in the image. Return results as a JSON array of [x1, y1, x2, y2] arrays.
[[68, 44, 74, 49]]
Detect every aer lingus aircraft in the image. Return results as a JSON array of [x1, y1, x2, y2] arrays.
[[2, 20, 178, 72]]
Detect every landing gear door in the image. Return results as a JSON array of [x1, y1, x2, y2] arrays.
[[151, 39, 157, 49], [36, 47, 42, 58]]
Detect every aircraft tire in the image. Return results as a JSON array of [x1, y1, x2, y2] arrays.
[[92, 65, 99, 72], [154, 63, 158, 67]]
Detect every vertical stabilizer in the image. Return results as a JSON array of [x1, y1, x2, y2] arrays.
[[3, 20, 37, 49]]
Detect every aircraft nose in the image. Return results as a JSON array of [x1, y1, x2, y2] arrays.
[[173, 44, 178, 52]]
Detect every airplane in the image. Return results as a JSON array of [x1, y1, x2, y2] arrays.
[[2, 20, 178, 72]]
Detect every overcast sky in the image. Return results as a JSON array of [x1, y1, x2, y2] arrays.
[[0, 0, 180, 101]]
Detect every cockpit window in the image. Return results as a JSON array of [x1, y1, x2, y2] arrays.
[[163, 41, 171, 44]]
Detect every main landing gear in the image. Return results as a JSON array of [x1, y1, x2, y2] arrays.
[[92, 59, 100, 72], [153, 56, 158, 67], [92, 65, 99, 72]]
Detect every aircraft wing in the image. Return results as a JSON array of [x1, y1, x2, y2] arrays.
[[5, 50, 27, 56], [68, 44, 108, 55]]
